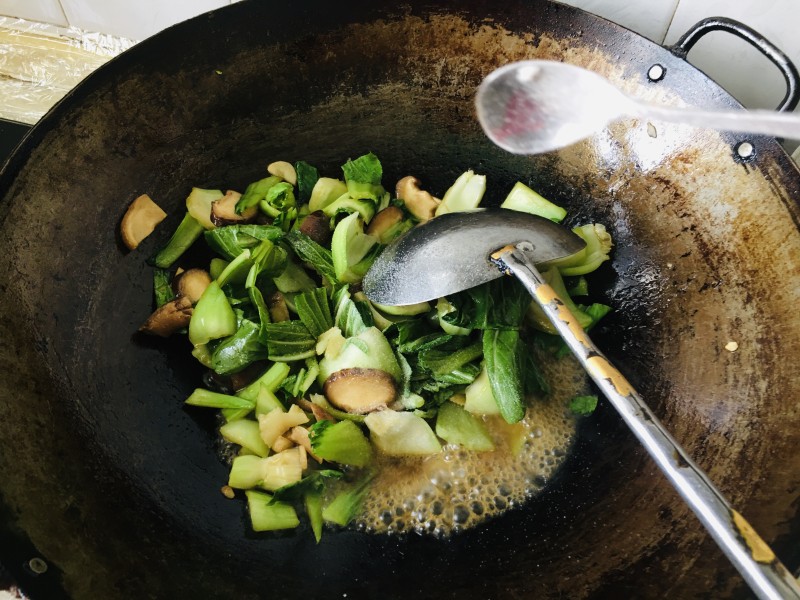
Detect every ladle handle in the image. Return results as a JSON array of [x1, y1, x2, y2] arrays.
[[636, 102, 800, 140], [495, 245, 800, 600]]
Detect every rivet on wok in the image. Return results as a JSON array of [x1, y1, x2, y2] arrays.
[[736, 142, 755, 160], [27, 557, 48, 575], [647, 64, 665, 82]]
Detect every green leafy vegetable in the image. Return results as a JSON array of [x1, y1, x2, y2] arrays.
[[331, 212, 379, 283], [153, 268, 174, 307], [294, 287, 333, 338], [283, 230, 338, 285], [236, 176, 281, 214], [204, 224, 283, 260], [295, 161, 320, 203], [482, 328, 525, 424], [262, 321, 316, 361], [442, 277, 530, 331], [341, 152, 385, 203], [259, 182, 296, 218], [270, 470, 344, 503], [569, 395, 598, 415], [211, 318, 268, 375], [332, 286, 373, 338], [322, 475, 374, 527]]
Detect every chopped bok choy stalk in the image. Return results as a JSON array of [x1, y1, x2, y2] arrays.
[[331, 212, 379, 284], [501, 181, 567, 223], [435, 169, 486, 216]]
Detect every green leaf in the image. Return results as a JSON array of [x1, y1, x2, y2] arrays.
[[332, 286, 373, 338], [262, 321, 316, 361], [418, 342, 482, 378], [295, 287, 334, 338], [482, 328, 525, 424], [259, 182, 296, 218], [295, 161, 320, 203], [204, 224, 283, 261], [442, 277, 530, 331], [283, 230, 338, 285], [520, 344, 550, 395], [211, 319, 268, 375], [153, 268, 174, 307], [341, 152, 382, 186], [322, 475, 374, 526], [342, 153, 385, 203], [569, 395, 598, 416], [305, 490, 324, 543], [236, 176, 281, 214], [270, 470, 344, 503]]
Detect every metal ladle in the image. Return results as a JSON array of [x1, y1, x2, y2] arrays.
[[362, 208, 800, 600], [475, 60, 800, 155]]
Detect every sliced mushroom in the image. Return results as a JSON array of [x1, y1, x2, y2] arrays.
[[139, 295, 193, 337], [267, 161, 297, 185], [323, 368, 397, 414], [172, 268, 212, 304], [299, 210, 332, 247], [267, 291, 291, 323], [211, 190, 258, 226], [396, 176, 440, 222], [366, 206, 404, 243], [120, 194, 167, 250]]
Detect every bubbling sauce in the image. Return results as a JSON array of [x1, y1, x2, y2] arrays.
[[354, 353, 588, 537]]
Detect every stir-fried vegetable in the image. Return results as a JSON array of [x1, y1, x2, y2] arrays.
[[136, 153, 614, 541]]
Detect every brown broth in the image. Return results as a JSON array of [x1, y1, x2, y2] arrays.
[[354, 353, 587, 537]]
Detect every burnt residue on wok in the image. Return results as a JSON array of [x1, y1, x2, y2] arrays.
[[1, 1, 799, 598]]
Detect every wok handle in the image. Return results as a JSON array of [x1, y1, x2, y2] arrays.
[[494, 245, 800, 600], [670, 17, 800, 112]]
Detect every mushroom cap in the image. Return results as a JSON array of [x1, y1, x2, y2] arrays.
[[172, 268, 212, 304], [323, 368, 397, 414], [395, 176, 440, 222], [139, 296, 193, 337], [211, 190, 258, 226]]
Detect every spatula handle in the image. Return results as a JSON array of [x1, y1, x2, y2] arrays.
[[496, 245, 800, 600]]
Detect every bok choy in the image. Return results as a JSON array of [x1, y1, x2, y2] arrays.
[[136, 152, 613, 541]]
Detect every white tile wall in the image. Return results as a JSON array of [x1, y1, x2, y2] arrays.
[[558, 0, 680, 43], [665, 0, 800, 112], [57, 0, 231, 40], [0, 0, 67, 27]]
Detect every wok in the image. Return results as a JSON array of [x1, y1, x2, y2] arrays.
[[1, 1, 799, 598]]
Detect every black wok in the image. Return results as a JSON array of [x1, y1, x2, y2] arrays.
[[1, 1, 800, 598]]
